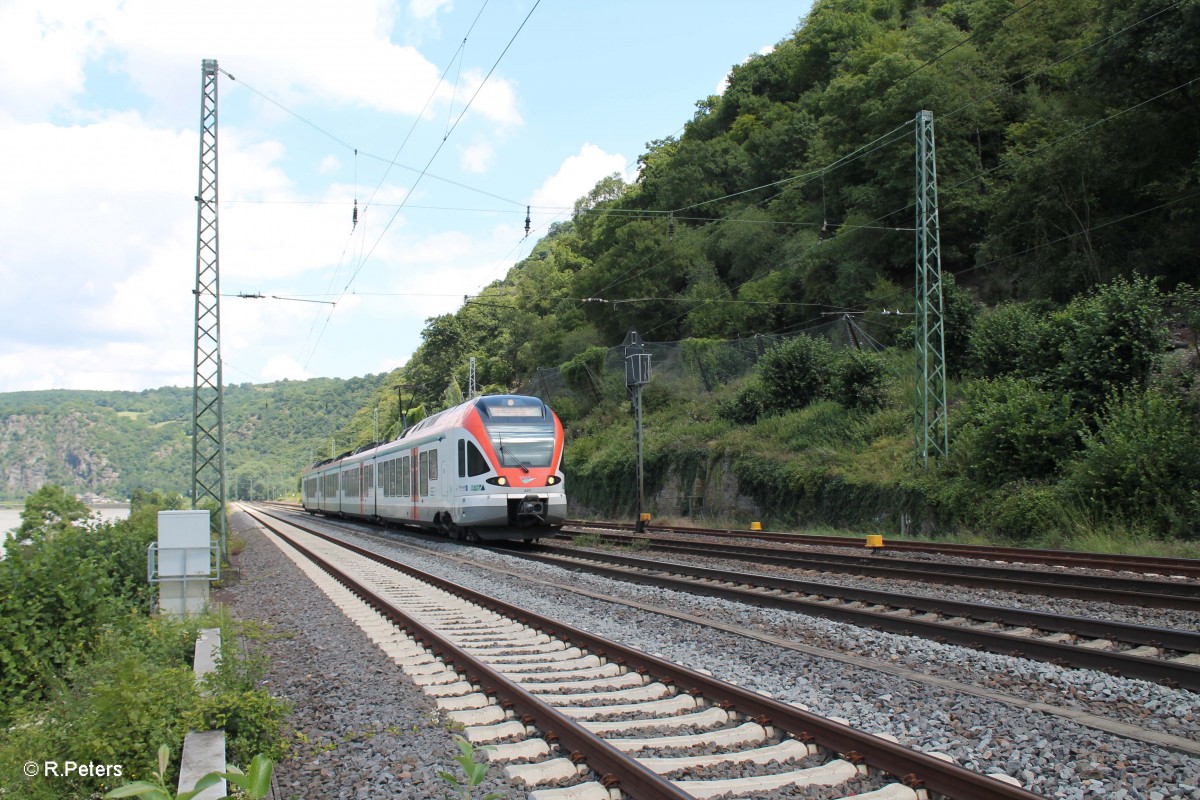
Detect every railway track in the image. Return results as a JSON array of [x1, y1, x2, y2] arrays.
[[566, 520, 1200, 580], [499, 545, 1200, 691], [549, 532, 1200, 610], [243, 506, 1040, 799]]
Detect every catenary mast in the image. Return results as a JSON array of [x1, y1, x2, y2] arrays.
[[191, 58, 227, 555]]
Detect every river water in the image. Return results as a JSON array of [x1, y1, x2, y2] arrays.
[[1, 506, 130, 557]]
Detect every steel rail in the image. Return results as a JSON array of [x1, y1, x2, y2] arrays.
[[567, 520, 1200, 579], [503, 548, 1200, 690], [257, 515, 696, 800], [250, 507, 1043, 800], [547, 534, 1200, 610]]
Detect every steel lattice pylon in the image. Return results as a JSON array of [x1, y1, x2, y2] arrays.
[[914, 110, 948, 466], [192, 58, 227, 553]]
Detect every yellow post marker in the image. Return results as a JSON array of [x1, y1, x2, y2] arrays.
[[865, 534, 884, 551], [750, 521, 763, 531], [640, 513, 652, 523]]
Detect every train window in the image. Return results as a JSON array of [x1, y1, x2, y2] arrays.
[[466, 442, 490, 477], [458, 440, 466, 478], [402, 456, 411, 496], [418, 451, 429, 497], [386, 460, 394, 497], [428, 449, 438, 480]]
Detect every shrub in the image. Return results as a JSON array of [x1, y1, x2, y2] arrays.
[[680, 338, 753, 391], [1063, 389, 1200, 537], [828, 349, 891, 410], [715, 379, 770, 424], [984, 483, 1070, 543], [0, 622, 200, 799], [559, 346, 608, 400], [757, 334, 835, 413], [1048, 274, 1169, 414], [966, 302, 1050, 379], [951, 377, 1081, 486]]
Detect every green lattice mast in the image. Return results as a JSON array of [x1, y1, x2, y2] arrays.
[[914, 110, 947, 466], [192, 59, 227, 554]]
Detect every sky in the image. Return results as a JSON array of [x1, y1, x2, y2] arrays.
[[0, 0, 813, 393]]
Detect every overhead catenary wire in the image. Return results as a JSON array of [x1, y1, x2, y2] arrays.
[[297, 0, 539, 369]]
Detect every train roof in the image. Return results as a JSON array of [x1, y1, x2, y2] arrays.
[[302, 394, 551, 475]]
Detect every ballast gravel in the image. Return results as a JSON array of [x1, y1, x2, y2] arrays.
[[327, 525, 1200, 800], [228, 510, 1200, 799], [222, 511, 519, 800]]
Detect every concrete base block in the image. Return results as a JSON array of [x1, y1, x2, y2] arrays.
[[178, 730, 226, 800]]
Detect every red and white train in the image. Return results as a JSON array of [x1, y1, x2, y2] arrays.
[[301, 394, 566, 542]]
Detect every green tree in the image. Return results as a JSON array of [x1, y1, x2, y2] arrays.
[[15, 484, 90, 542]]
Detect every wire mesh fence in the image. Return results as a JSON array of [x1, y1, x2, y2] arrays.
[[516, 315, 880, 404]]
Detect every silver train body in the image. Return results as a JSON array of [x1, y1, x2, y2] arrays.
[[300, 394, 566, 542]]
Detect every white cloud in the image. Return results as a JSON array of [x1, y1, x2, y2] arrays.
[[530, 143, 630, 215], [0, 0, 116, 121], [0, 0, 521, 127], [453, 68, 523, 129], [459, 139, 494, 173], [259, 354, 312, 382], [409, 0, 454, 21], [317, 155, 342, 175]]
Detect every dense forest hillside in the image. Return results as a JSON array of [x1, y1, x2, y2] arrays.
[[378, 0, 1200, 545], [0, 375, 391, 501], [4, 0, 1197, 548]]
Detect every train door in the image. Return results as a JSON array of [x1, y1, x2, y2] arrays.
[[410, 446, 420, 522]]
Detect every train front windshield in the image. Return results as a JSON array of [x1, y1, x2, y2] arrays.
[[478, 397, 556, 469]]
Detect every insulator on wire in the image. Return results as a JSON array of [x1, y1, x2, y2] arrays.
[[352, 200, 359, 231], [524, 205, 531, 238], [668, 212, 675, 242]]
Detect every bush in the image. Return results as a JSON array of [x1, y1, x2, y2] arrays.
[[966, 302, 1050, 379], [0, 515, 155, 712], [559, 346, 608, 400], [0, 621, 201, 799], [681, 338, 753, 390], [191, 629, 291, 765], [1048, 274, 1169, 414], [984, 482, 1070, 543], [951, 377, 1081, 486], [828, 349, 891, 410], [715, 379, 770, 424], [757, 334, 835, 413], [1063, 389, 1200, 537]]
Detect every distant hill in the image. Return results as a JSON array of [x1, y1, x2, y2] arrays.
[[0, 374, 394, 501]]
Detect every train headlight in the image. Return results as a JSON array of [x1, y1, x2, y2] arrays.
[[546, 476, 559, 485], [486, 476, 508, 486]]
